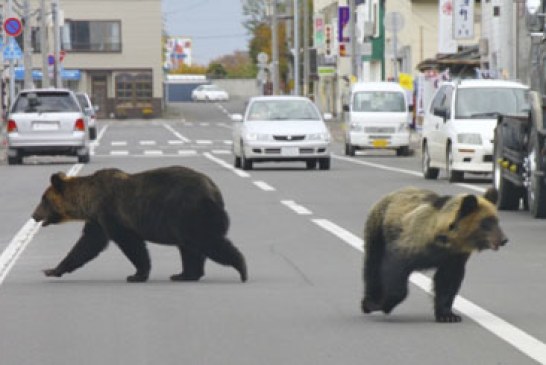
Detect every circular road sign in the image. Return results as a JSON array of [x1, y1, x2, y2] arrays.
[[4, 17, 23, 37]]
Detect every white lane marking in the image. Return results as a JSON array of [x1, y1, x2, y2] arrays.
[[211, 149, 231, 155], [168, 140, 184, 145], [162, 122, 191, 143], [224, 140, 233, 145], [139, 140, 156, 146], [196, 140, 213, 145], [0, 164, 84, 287], [281, 200, 312, 215], [312, 218, 546, 364], [203, 152, 250, 178], [333, 154, 486, 193], [111, 141, 127, 146], [200, 122, 210, 127], [178, 150, 198, 156], [253, 181, 276, 191], [110, 150, 129, 156], [143, 150, 163, 156], [89, 125, 108, 155]]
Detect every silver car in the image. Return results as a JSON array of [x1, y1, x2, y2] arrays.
[[231, 96, 332, 170], [6, 88, 90, 165], [75, 92, 98, 140]]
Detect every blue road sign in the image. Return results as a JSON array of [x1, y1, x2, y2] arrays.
[[4, 18, 23, 37], [3, 37, 23, 60]]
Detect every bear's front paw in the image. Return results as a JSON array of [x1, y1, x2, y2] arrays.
[[126, 273, 149, 283], [435, 311, 462, 323], [361, 298, 382, 314], [43, 268, 63, 277]]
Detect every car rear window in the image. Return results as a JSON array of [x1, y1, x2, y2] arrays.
[[12, 92, 81, 113], [76, 94, 91, 108]]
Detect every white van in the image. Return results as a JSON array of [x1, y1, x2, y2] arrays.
[[344, 82, 411, 156]]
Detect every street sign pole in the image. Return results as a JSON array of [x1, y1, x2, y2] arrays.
[[7, 0, 15, 106]]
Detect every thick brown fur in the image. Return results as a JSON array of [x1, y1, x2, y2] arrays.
[[361, 187, 507, 323], [32, 166, 247, 283]]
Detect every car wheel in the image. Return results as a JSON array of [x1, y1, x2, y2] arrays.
[[345, 142, 356, 156], [446, 145, 463, 182], [396, 146, 409, 156], [318, 157, 331, 170], [240, 142, 253, 170], [233, 146, 242, 168], [7, 155, 22, 165], [525, 127, 546, 218], [494, 126, 521, 210], [306, 159, 317, 169], [89, 127, 97, 140], [422, 143, 439, 179], [78, 153, 90, 164]]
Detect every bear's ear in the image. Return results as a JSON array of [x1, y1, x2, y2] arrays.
[[483, 187, 498, 204], [458, 194, 478, 219], [50, 172, 67, 193]]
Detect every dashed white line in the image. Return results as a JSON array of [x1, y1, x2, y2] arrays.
[[111, 141, 127, 146], [110, 150, 129, 156], [196, 140, 213, 145], [253, 181, 276, 191], [203, 152, 250, 178], [280, 200, 312, 215], [140, 140, 156, 146], [144, 150, 163, 156]]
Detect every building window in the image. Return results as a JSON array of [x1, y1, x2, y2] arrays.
[[115, 72, 153, 101], [63, 20, 121, 52]]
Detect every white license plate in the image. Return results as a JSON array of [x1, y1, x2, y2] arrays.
[[282, 147, 299, 156], [33, 122, 59, 131]]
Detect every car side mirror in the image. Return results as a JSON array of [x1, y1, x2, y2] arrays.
[[342, 104, 350, 112], [93, 105, 100, 112], [323, 113, 333, 121], [434, 106, 449, 120], [231, 113, 243, 122]]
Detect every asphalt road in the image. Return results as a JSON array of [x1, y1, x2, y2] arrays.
[[0, 100, 545, 365]]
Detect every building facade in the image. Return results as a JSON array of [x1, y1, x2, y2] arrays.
[[8, 0, 163, 118]]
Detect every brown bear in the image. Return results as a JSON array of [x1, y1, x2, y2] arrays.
[[361, 187, 507, 322], [32, 166, 247, 283]]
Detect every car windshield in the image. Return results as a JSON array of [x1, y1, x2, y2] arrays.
[[12, 92, 81, 113], [455, 87, 529, 118], [203, 85, 221, 91], [247, 99, 321, 121], [352, 91, 406, 112]]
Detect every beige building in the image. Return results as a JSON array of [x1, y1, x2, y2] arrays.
[[18, 0, 162, 118]]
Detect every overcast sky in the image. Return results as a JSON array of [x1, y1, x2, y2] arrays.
[[162, 0, 251, 65]]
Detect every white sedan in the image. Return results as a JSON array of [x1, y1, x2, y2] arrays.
[[231, 96, 332, 170], [191, 84, 229, 101]]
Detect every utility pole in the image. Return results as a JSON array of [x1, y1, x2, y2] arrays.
[[23, 0, 33, 89], [7, 0, 16, 103], [293, 0, 300, 95], [302, 0, 309, 97], [40, 0, 49, 88], [52, 0, 61, 88], [271, 0, 280, 95], [349, 0, 358, 80]]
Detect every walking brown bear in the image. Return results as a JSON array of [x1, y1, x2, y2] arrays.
[[361, 187, 507, 322], [32, 166, 247, 283]]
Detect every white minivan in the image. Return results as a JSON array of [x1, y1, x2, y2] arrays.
[[344, 82, 411, 156]]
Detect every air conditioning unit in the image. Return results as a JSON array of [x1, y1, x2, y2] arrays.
[[479, 38, 489, 56]]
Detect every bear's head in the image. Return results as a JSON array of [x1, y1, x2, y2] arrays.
[[32, 172, 75, 226], [435, 188, 508, 253]]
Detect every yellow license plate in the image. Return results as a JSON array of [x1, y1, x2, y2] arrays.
[[372, 139, 388, 148]]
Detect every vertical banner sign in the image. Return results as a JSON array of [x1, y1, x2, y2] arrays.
[[438, 0, 457, 53], [338, 6, 350, 42], [164, 37, 192, 70], [453, 0, 474, 39], [314, 14, 325, 50]]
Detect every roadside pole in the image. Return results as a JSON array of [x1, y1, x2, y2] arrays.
[[271, 0, 279, 95], [23, 0, 32, 89], [40, 0, 49, 88], [52, 0, 61, 88]]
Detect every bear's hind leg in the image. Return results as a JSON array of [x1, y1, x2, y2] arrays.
[[44, 221, 109, 277], [171, 246, 206, 281], [200, 237, 247, 282], [433, 254, 469, 323], [110, 228, 151, 283]]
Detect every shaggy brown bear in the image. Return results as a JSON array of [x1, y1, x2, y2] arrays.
[[32, 166, 247, 283], [361, 187, 507, 322]]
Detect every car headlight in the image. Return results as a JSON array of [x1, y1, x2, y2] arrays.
[[245, 133, 271, 141], [457, 133, 482, 145], [350, 123, 363, 132], [307, 132, 330, 141]]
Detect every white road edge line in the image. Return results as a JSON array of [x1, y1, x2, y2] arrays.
[[332, 154, 486, 193], [162, 122, 191, 143], [0, 164, 84, 287], [203, 152, 250, 178], [311, 218, 546, 364], [280, 200, 312, 215]]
